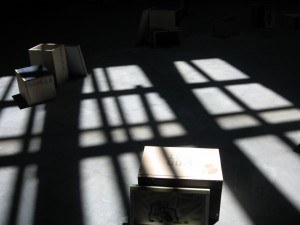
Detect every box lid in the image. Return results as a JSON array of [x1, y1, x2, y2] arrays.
[[138, 146, 223, 181], [15, 65, 50, 81]]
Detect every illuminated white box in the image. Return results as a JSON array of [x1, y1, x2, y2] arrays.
[[130, 185, 210, 225], [138, 146, 223, 224], [29, 43, 69, 87], [15, 65, 56, 106]]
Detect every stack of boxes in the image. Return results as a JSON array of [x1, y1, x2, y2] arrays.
[[149, 8, 182, 48], [15, 43, 87, 107], [130, 146, 223, 225]]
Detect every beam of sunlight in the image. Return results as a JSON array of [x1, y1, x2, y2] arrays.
[[119, 94, 149, 125], [110, 128, 128, 143], [16, 165, 38, 225], [5, 76, 19, 102], [259, 108, 300, 124], [28, 137, 42, 153], [102, 97, 123, 126], [145, 93, 176, 121], [234, 135, 300, 211], [129, 125, 154, 141], [192, 87, 244, 115], [191, 58, 249, 81], [0, 166, 18, 225], [285, 130, 300, 145], [0, 139, 23, 156], [117, 152, 140, 200], [93, 68, 110, 92], [79, 99, 102, 130], [215, 114, 261, 130], [158, 122, 187, 138], [0, 76, 14, 100], [106, 65, 152, 91], [81, 74, 95, 94], [79, 130, 107, 148], [174, 61, 209, 84], [220, 183, 254, 224], [80, 156, 126, 225], [226, 83, 292, 110], [31, 104, 46, 135], [0, 107, 32, 138]]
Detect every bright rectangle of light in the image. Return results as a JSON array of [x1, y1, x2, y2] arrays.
[[192, 87, 244, 115], [119, 94, 149, 125], [80, 156, 125, 225], [31, 104, 46, 135], [234, 135, 300, 211], [174, 61, 209, 83], [117, 152, 140, 200], [79, 130, 107, 148], [106, 65, 152, 91], [28, 137, 42, 153], [0, 166, 18, 225], [16, 165, 38, 225], [93, 68, 110, 92], [79, 99, 102, 130], [259, 108, 300, 124], [81, 74, 95, 94], [158, 122, 187, 137], [226, 83, 292, 110], [129, 125, 154, 141], [111, 128, 128, 143], [0, 76, 14, 100], [145, 93, 176, 121], [191, 58, 249, 81], [285, 130, 300, 145], [216, 114, 260, 130], [0, 76, 19, 102], [102, 97, 123, 126], [0, 107, 31, 138], [220, 182, 254, 224], [0, 139, 23, 156]]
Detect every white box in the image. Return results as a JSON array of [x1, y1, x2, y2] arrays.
[[15, 65, 56, 106], [138, 146, 223, 224], [28, 43, 69, 87], [130, 185, 210, 225]]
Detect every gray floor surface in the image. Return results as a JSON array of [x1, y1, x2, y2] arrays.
[[1, 1, 300, 225]]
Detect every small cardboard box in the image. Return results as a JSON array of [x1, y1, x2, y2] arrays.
[[284, 13, 300, 29], [15, 65, 56, 106], [149, 8, 181, 31], [28, 43, 69, 87], [138, 146, 223, 224]]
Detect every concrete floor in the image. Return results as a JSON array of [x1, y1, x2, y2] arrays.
[[1, 1, 300, 225]]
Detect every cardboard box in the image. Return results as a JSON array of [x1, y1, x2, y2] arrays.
[[149, 8, 181, 31], [29, 43, 69, 87], [138, 146, 223, 224], [15, 65, 56, 106], [212, 17, 239, 38], [130, 185, 210, 225], [284, 13, 300, 29]]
